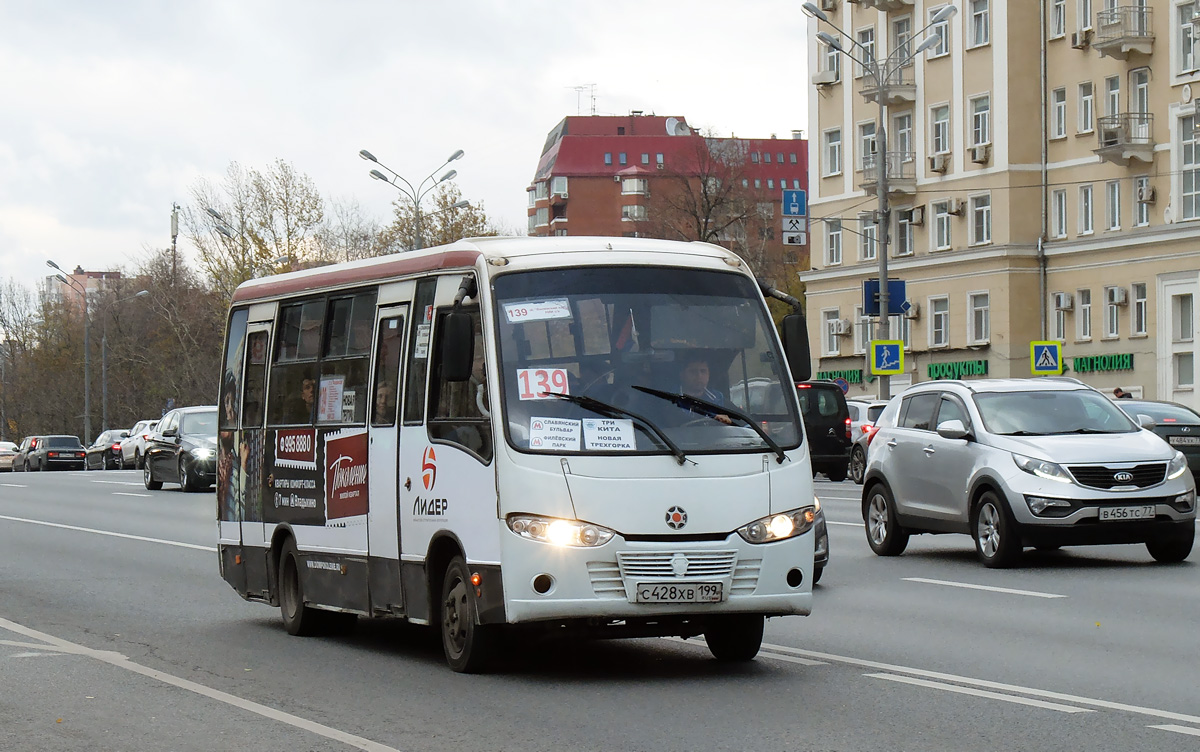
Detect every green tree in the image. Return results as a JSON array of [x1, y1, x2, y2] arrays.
[[382, 183, 504, 252]]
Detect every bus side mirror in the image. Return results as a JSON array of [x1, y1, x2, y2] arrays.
[[780, 313, 811, 382], [441, 312, 475, 383]]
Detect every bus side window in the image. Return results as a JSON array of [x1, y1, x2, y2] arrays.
[[371, 315, 405, 427], [268, 300, 322, 426], [220, 309, 249, 431], [242, 331, 269, 427], [428, 308, 492, 462], [319, 291, 376, 424], [404, 279, 437, 425]]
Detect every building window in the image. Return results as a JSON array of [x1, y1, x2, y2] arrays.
[[535, 207, 549, 227], [1052, 297, 1067, 340], [1052, 188, 1068, 237], [1183, 115, 1200, 220], [1051, 0, 1066, 37], [932, 200, 952, 250], [777, 153, 784, 164], [789, 153, 798, 164], [641, 153, 649, 165], [618, 152, 627, 165], [526, 188, 535, 208], [930, 297, 950, 347], [1132, 282, 1147, 335], [1079, 0, 1093, 28], [856, 27, 876, 77], [767, 179, 775, 190], [1174, 293, 1195, 341], [1177, 353, 1195, 388], [656, 153, 664, 165], [604, 152, 612, 166], [1051, 88, 1067, 138], [889, 315, 911, 351], [792, 179, 801, 189], [1079, 184, 1094, 234], [826, 220, 842, 266], [971, 195, 991, 244], [893, 112, 913, 157], [895, 209, 914, 256], [825, 44, 841, 81], [1181, 3, 1198, 73], [969, 293, 990, 344], [621, 205, 646, 221], [1105, 180, 1121, 231], [853, 305, 867, 355], [823, 309, 841, 356], [764, 152, 773, 164], [621, 178, 648, 195], [1105, 76, 1120, 116], [1078, 82, 1094, 133], [859, 122, 877, 170], [929, 6, 950, 56], [751, 151, 759, 164], [1103, 286, 1121, 337], [860, 214, 878, 260], [552, 176, 568, 196], [893, 16, 913, 63], [1134, 176, 1151, 226], [970, 0, 990, 46], [970, 95, 990, 145], [931, 105, 950, 153], [535, 181, 549, 199], [1077, 288, 1092, 340], [755, 179, 762, 189]]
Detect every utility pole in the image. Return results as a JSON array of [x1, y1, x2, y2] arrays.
[[171, 202, 180, 286]]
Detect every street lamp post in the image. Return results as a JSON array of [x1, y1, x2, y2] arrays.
[[805, 3, 956, 400], [101, 290, 150, 430], [359, 148, 465, 250], [47, 260, 91, 443]]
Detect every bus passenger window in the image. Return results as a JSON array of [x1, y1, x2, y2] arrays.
[[220, 309, 248, 431], [404, 279, 437, 425], [372, 316, 405, 427], [242, 331, 269, 428], [428, 308, 492, 461], [318, 291, 376, 424]]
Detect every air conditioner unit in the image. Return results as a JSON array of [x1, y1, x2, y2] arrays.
[[1053, 292, 1074, 311], [820, 0, 837, 9], [910, 205, 925, 226], [947, 198, 965, 216], [904, 301, 920, 320], [613, 175, 622, 182], [969, 144, 991, 164], [1107, 286, 1128, 306], [1071, 28, 1093, 48], [832, 318, 852, 335], [811, 70, 839, 86], [928, 153, 950, 173], [1136, 184, 1156, 203]]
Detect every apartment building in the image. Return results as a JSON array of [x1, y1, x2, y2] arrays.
[[803, 0, 1200, 408]]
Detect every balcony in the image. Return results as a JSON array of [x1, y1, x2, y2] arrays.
[[861, 152, 917, 196], [857, 0, 913, 10], [859, 56, 916, 106], [1094, 113, 1155, 165], [1093, 6, 1154, 59]]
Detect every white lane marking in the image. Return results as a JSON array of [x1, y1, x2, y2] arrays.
[[1151, 725, 1200, 738], [0, 483, 28, 488], [757, 651, 826, 667], [91, 480, 146, 486], [758, 642, 1200, 726], [10, 651, 67, 659], [827, 520, 863, 527], [0, 616, 401, 752], [113, 492, 152, 498], [903, 577, 1067, 599], [865, 673, 1091, 713], [1, 639, 68, 651], [0, 514, 215, 552]]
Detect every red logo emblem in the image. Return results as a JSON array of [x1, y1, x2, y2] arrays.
[[422, 446, 437, 490]]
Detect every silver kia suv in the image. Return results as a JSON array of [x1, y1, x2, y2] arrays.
[[861, 378, 1196, 567]]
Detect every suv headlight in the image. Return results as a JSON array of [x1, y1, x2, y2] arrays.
[[1013, 454, 1073, 483], [1168, 451, 1189, 480], [507, 514, 615, 547], [737, 506, 816, 544]]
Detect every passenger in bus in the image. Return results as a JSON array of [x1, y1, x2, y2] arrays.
[[374, 380, 397, 420], [678, 353, 733, 425]]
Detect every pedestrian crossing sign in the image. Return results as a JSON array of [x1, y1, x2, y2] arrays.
[[1030, 341, 1063, 375], [871, 340, 904, 376]]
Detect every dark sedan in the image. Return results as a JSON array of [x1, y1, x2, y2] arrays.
[[1117, 399, 1200, 478], [144, 406, 218, 491], [85, 429, 129, 470], [26, 435, 86, 471]]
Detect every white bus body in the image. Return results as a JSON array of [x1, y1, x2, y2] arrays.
[[216, 236, 816, 671]]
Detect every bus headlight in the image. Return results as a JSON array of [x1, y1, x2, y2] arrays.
[[507, 514, 615, 547], [737, 507, 816, 544]]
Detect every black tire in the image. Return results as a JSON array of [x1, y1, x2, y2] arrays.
[[1147, 525, 1195, 563], [143, 459, 162, 490], [118, 453, 126, 470], [704, 614, 764, 661], [973, 491, 1022, 568], [278, 538, 323, 636], [440, 555, 498, 673], [826, 465, 847, 483], [23, 460, 30, 472], [849, 445, 866, 484], [135, 450, 143, 469], [864, 483, 909, 556], [179, 458, 194, 492], [812, 566, 824, 585]]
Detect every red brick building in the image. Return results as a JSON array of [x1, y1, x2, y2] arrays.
[[527, 113, 810, 282]]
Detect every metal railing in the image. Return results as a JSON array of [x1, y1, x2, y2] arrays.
[[862, 151, 917, 185], [1097, 113, 1154, 147], [1095, 6, 1154, 44]]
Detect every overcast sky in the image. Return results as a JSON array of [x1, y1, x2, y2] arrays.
[[0, 1, 809, 292]]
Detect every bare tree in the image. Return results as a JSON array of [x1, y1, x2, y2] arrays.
[[382, 183, 504, 251], [313, 196, 388, 263]]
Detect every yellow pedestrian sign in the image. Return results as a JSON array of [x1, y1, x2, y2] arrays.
[[1031, 341, 1063, 375], [871, 341, 904, 376]]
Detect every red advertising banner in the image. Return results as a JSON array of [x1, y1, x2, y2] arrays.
[[324, 429, 369, 519], [275, 428, 317, 469]]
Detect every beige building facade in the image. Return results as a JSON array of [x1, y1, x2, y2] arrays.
[[804, 0, 1200, 411]]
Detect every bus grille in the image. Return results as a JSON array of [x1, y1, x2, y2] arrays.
[[586, 561, 626, 599], [616, 550, 738, 579], [730, 559, 762, 595]]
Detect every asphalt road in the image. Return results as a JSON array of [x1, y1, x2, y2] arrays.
[[2, 470, 1199, 752]]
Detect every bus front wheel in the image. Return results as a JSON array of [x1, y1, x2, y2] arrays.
[[439, 556, 498, 673], [279, 538, 322, 636], [704, 614, 764, 661]]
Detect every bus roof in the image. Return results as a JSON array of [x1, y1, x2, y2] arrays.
[[229, 236, 738, 305]]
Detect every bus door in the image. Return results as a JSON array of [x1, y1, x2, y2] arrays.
[[238, 324, 272, 553], [367, 306, 408, 565]]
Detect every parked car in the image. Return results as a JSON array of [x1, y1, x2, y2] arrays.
[[862, 378, 1196, 568], [85, 429, 129, 470], [1114, 399, 1200, 480], [0, 441, 17, 471], [847, 399, 889, 484], [796, 380, 851, 481], [24, 435, 86, 471], [144, 406, 219, 491], [118, 420, 158, 469]]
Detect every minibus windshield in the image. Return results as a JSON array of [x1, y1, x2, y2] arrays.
[[493, 266, 801, 456]]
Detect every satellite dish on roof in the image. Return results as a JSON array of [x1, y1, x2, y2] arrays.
[[665, 117, 690, 136]]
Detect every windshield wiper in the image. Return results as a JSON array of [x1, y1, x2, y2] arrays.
[[543, 392, 689, 466], [1057, 427, 1117, 434], [996, 430, 1050, 436], [631, 385, 787, 464]]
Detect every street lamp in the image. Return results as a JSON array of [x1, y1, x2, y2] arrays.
[[47, 260, 92, 443], [360, 148, 465, 250], [101, 290, 150, 430], [805, 2, 956, 400]]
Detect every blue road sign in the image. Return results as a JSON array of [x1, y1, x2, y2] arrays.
[[833, 377, 850, 394], [782, 189, 807, 217], [871, 341, 904, 376], [863, 279, 907, 317], [1031, 341, 1063, 375]]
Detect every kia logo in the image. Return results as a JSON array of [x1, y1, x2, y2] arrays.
[[1113, 471, 1134, 483]]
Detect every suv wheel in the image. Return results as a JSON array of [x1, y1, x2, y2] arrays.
[[973, 491, 1022, 568], [1146, 525, 1195, 563], [864, 484, 909, 556], [849, 446, 866, 484], [826, 465, 847, 483]]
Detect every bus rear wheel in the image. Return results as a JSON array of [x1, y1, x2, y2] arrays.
[[279, 538, 322, 636], [440, 556, 498, 673], [704, 614, 764, 661]]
